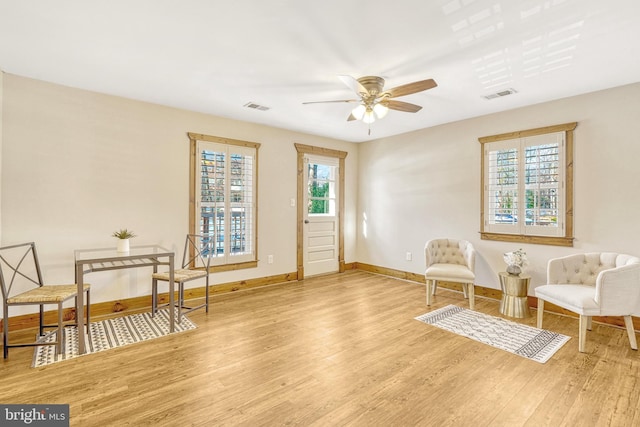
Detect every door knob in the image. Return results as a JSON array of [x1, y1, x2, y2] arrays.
[[304, 219, 309, 224]]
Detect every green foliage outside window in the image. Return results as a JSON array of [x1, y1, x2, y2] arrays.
[[309, 181, 329, 213]]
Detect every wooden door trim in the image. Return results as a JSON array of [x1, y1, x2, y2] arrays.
[[294, 144, 347, 280]]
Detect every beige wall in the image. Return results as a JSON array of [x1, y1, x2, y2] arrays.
[[0, 74, 359, 315], [3, 71, 640, 315], [357, 82, 640, 292], [0, 71, 3, 243]]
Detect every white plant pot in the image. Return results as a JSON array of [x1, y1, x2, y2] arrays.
[[116, 239, 130, 253]]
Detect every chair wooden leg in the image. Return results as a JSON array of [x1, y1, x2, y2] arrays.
[[462, 284, 468, 299], [624, 315, 638, 350], [426, 280, 432, 306], [586, 316, 593, 331], [579, 315, 588, 353], [432, 280, 438, 296], [537, 299, 545, 329], [467, 284, 475, 310]]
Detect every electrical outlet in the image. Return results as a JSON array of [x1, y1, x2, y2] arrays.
[[268, 255, 274, 264], [406, 252, 412, 261], [290, 198, 296, 207]]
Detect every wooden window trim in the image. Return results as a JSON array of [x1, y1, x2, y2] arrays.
[[188, 132, 260, 270], [478, 122, 577, 247]]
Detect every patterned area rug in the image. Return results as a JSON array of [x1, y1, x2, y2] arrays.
[[32, 309, 196, 367], [415, 304, 570, 363]]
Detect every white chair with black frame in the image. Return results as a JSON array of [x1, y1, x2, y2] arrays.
[[151, 234, 213, 319], [536, 252, 640, 353], [424, 238, 476, 309], [0, 242, 90, 359]]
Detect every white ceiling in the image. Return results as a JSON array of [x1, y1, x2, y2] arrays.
[[1, 0, 639, 143]]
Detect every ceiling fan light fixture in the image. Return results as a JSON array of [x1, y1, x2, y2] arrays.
[[362, 108, 376, 124], [373, 102, 389, 119], [351, 104, 366, 120], [304, 75, 436, 131]]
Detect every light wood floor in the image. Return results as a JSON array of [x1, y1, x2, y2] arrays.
[[1, 270, 639, 426]]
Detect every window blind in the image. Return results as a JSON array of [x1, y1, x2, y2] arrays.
[[198, 141, 256, 265], [484, 132, 564, 237]]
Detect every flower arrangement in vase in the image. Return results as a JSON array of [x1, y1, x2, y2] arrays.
[[503, 248, 528, 275]]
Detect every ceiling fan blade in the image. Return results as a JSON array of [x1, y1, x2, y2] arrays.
[[302, 99, 359, 105], [384, 79, 437, 99], [338, 75, 368, 96], [387, 100, 423, 113]]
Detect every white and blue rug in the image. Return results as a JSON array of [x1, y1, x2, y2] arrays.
[[415, 304, 570, 363], [32, 309, 196, 367]]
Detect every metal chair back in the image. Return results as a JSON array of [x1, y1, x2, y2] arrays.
[[181, 234, 213, 271], [0, 242, 45, 301]]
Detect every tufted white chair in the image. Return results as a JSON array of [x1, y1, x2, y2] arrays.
[[535, 253, 640, 353], [425, 239, 476, 309]]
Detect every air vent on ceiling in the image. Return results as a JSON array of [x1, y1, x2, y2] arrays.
[[243, 102, 270, 111], [483, 88, 517, 100]]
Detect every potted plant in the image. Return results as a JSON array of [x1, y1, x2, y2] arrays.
[[113, 229, 136, 253]]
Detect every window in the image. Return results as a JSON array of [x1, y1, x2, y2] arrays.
[[188, 133, 260, 269], [307, 156, 338, 216], [479, 123, 576, 246]]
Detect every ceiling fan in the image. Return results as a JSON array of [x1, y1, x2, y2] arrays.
[[303, 75, 437, 124]]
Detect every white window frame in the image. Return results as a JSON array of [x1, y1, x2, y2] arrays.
[[479, 123, 576, 247], [189, 132, 260, 270], [306, 155, 339, 217]]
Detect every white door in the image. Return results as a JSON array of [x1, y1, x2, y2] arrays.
[[303, 155, 339, 277]]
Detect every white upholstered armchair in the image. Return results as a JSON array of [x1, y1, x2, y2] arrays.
[[535, 253, 640, 353], [425, 239, 476, 309]]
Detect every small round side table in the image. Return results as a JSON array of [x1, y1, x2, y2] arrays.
[[498, 272, 531, 318]]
